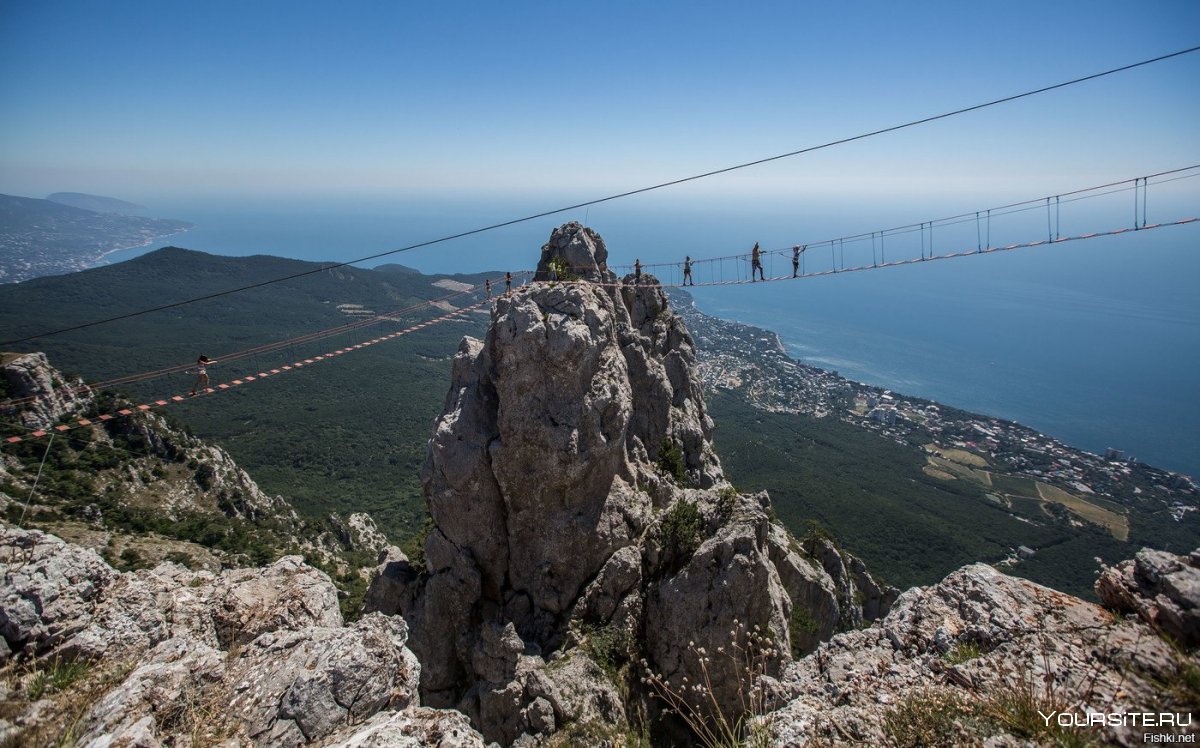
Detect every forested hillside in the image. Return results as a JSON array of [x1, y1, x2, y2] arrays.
[[0, 247, 496, 540]]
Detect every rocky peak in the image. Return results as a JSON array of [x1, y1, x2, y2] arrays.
[[533, 221, 615, 283], [368, 224, 893, 744], [0, 351, 92, 430]]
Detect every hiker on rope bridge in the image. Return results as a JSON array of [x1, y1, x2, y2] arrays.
[[751, 243, 765, 282], [188, 355, 215, 396], [792, 245, 805, 278], [683, 255, 694, 286]]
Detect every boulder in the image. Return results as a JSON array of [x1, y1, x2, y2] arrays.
[[0, 528, 117, 655], [765, 562, 1195, 746], [1097, 547, 1200, 647]]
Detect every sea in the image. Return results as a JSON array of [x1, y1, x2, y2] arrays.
[[105, 187, 1200, 478]]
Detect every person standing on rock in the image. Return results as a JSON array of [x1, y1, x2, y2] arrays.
[[505, 271, 512, 295], [188, 355, 215, 396], [683, 255, 693, 286], [485, 278, 492, 299], [634, 259, 642, 284], [751, 243, 765, 282]]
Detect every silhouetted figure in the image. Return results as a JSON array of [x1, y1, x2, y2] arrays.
[[634, 259, 642, 284], [189, 356, 215, 396], [683, 255, 693, 286], [751, 243, 765, 281], [485, 278, 492, 298], [792, 245, 804, 278], [505, 271, 512, 295]]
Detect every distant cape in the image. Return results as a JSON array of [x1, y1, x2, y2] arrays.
[[46, 192, 144, 214]]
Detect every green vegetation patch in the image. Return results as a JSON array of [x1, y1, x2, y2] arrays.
[[708, 393, 1085, 595]]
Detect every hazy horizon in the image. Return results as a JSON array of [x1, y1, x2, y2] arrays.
[[3, 1, 1198, 206]]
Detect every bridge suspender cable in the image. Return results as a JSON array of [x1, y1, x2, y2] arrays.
[[3, 45, 1198, 347]]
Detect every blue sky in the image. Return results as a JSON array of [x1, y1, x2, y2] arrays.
[[1, 0, 1198, 205]]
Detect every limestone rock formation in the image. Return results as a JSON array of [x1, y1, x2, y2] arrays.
[[0, 351, 299, 535], [0, 524, 485, 747], [764, 559, 1199, 746], [1097, 547, 1200, 647], [0, 351, 91, 430], [367, 222, 894, 745]]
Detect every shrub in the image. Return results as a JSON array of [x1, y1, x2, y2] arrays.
[[657, 439, 686, 484], [581, 624, 634, 683], [659, 500, 703, 568], [546, 256, 579, 282], [788, 606, 819, 658]]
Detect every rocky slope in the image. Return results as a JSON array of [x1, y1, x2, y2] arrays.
[[0, 351, 384, 576], [763, 550, 1199, 746], [364, 223, 897, 745], [0, 524, 485, 746]]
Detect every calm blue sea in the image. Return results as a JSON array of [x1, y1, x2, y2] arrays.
[[108, 189, 1200, 477]]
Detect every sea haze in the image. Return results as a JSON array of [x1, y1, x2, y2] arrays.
[[102, 192, 1200, 477]]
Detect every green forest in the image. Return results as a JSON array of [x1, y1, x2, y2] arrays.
[[708, 393, 1132, 598], [0, 248, 495, 541]]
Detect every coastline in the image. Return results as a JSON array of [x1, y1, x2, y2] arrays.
[[668, 287, 1198, 498], [87, 225, 195, 268]]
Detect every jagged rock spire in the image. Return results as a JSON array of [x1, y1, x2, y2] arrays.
[[369, 223, 893, 745], [534, 221, 617, 283]]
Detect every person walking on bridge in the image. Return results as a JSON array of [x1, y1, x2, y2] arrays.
[[188, 355, 215, 396], [683, 255, 693, 286], [751, 243, 765, 282], [792, 245, 805, 278]]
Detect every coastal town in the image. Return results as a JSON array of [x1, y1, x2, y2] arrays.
[[0, 194, 192, 283], [669, 289, 1199, 527]]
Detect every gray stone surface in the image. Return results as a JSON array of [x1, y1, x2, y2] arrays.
[[0, 527, 117, 655], [0, 352, 92, 430], [0, 524, 440, 747], [321, 707, 487, 747], [765, 562, 1197, 746], [1097, 546, 1200, 647]]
